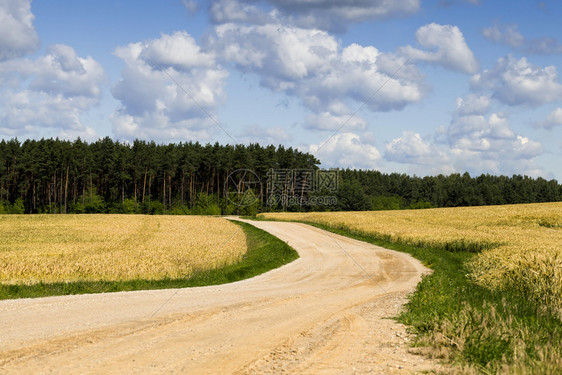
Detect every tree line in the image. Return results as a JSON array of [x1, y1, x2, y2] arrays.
[[0, 137, 318, 215], [330, 169, 562, 211], [0, 137, 560, 214]]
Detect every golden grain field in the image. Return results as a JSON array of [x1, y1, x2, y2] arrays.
[[261, 202, 562, 316], [0, 215, 247, 284]]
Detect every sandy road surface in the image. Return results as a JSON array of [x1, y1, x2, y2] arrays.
[[0, 219, 438, 374]]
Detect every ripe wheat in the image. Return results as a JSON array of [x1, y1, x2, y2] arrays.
[[261, 203, 562, 316], [0, 215, 246, 284]]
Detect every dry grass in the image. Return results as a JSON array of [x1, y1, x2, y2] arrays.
[[0, 215, 247, 284], [261, 202, 562, 316]]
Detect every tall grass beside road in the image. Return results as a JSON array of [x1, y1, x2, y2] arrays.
[[261, 203, 562, 373]]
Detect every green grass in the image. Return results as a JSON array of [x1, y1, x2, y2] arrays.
[[0, 220, 298, 300], [261, 219, 562, 374]]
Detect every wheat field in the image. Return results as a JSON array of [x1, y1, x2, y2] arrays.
[[261, 202, 562, 316], [0, 215, 247, 284]]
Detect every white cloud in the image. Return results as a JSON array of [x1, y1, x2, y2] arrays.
[[210, 23, 339, 82], [536, 107, 562, 129], [471, 55, 562, 106], [526, 36, 562, 55], [239, 125, 292, 144], [210, 0, 420, 31], [482, 24, 524, 47], [210, 0, 274, 25], [111, 31, 229, 142], [455, 94, 491, 116], [141, 32, 216, 72], [0, 0, 39, 61], [304, 111, 367, 131], [0, 89, 99, 140], [448, 112, 516, 152], [385, 131, 451, 168], [447, 101, 543, 175], [208, 23, 425, 133], [267, 0, 420, 31], [309, 132, 381, 169], [0, 43, 104, 140], [383, 95, 546, 177], [24, 44, 104, 99], [400, 23, 479, 74], [110, 111, 215, 143], [0, 3, 103, 140], [182, 0, 199, 14], [481, 23, 562, 55]]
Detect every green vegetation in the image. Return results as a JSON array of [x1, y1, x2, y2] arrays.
[[268, 220, 562, 374], [0, 137, 318, 215], [1, 138, 560, 215], [0, 221, 298, 300], [339, 169, 562, 210], [0, 198, 25, 214]]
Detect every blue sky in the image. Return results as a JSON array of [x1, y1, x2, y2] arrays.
[[1, 0, 561, 180]]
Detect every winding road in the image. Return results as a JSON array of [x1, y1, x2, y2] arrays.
[[0, 219, 437, 374]]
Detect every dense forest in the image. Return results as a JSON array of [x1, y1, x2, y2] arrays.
[[0, 138, 560, 215]]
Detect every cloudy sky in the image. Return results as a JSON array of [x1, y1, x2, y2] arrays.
[[1, 0, 561, 180]]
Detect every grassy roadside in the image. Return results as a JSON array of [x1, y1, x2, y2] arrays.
[[0, 220, 298, 300], [256, 217, 562, 374]]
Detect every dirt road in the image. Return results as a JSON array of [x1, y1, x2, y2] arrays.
[[0, 219, 438, 374]]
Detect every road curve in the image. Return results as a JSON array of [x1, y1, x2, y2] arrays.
[[0, 219, 437, 374]]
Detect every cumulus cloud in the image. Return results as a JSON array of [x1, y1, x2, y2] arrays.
[[210, 24, 339, 83], [210, 0, 420, 31], [385, 131, 451, 168], [0, 0, 39, 61], [267, 0, 420, 31], [309, 132, 381, 169], [182, 0, 199, 15], [383, 94, 545, 177], [0, 2, 103, 140], [526, 36, 562, 55], [400, 23, 479, 74], [0, 43, 104, 140], [111, 31, 229, 142], [455, 94, 491, 116], [446, 99, 543, 175], [304, 111, 367, 131], [0, 89, 96, 138], [536, 107, 562, 129], [449, 116, 544, 176], [482, 24, 525, 47], [482, 23, 562, 55], [1, 44, 104, 99], [25, 44, 104, 99], [208, 23, 425, 133], [141, 32, 216, 72], [448, 112, 516, 152], [471, 55, 562, 106], [210, 0, 275, 25], [238, 124, 292, 144]]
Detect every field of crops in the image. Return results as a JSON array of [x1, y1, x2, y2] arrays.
[[261, 202, 562, 316], [0, 215, 247, 284]]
